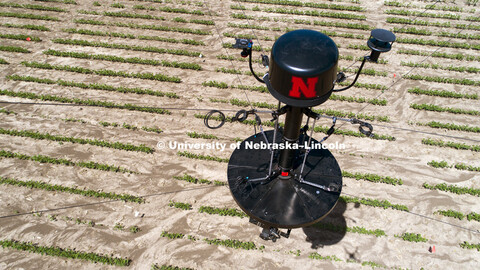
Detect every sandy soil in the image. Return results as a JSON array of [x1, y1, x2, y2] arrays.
[[0, 0, 479, 269]]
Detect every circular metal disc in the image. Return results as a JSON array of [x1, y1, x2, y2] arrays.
[[227, 130, 342, 229]]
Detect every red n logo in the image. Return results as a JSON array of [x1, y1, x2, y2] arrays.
[[289, 76, 318, 98]]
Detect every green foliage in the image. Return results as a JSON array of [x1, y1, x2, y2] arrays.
[[7, 74, 179, 98], [202, 81, 228, 89], [110, 3, 125, 8], [340, 196, 409, 211], [43, 49, 201, 70], [438, 31, 480, 40], [158, 6, 204, 15], [435, 209, 464, 220], [330, 94, 387, 106], [35, 0, 76, 4], [187, 131, 219, 139], [204, 238, 257, 250], [392, 27, 432, 35], [141, 126, 163, 133], [173, 174, 226, 186], [419, 121, 480, 133], [177, 151, 229, 163], [168, 201, 193, 210], [401, 62, 480, 74], [0, 239, 131, 266], [395, 232, 428, 242], [74, 19, 210, 35], [0, 89, 171, 116], [309, 253, 342, 261], [114, 223, 125, 230], [0, 45, 29, 53], [53, 38, 200, 57], [411, 103, 480, 116], [398, 49, 480, 62], [21, 60, 182, 83], [129, 226, 140, 233], [0, 108, 15, 115], [421, 138, 480, 152], [0, 11, 60, 21], [0, 126, 155, 153], [427, 160, 450, 168], [454, 163, 480, 172], [397, 38, 480, 51], [151, 264, 194, 270], [227, 22, 269, 31], [337, 81, 387, 91], [313, 20, 370, 30], [93, 1, 101, 6], [236, 0, 364, 11], [313, 222, 386, 237], [0, 23, 50, 31], [0, 33, 41, 42], [0, 149, 136, 174], [198, 206, 248, 218], [161, 231, 184, 239], [104, 11, 165, 20], [386, 17, 451, 28], [0, 176, 145, 203], [263, 7, 366, 20], [0, 58, 8, 64], [460, 241, 480, 251], [423, 183, 480, 196], [408, 87, 478, 99], [342, 171, 403, 185], [385, 9, 459, 20], [0, 3, 67, 12]]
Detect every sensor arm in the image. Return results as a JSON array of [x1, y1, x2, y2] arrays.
[[248, 48, 265, 84], [331, 56, 367, 92]]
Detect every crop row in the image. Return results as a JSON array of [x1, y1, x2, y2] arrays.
[[428, 160, 480, 172], [398, 49, 480, 62], [100, 121, 163, 134], [0, 11, 60, 21], [329, 94, 387, 106], [177, 151, 229, 163], [0, 126, 155, 153], [0, 23, 50, 31], [397, 38, 480, 51], [342, 171, 403, 185], [438, 31, 480, 40], [339, 196, 409, 211], [262, 7, 367, 20], [173, 173, 226, 186], [64, 28, 204, 45], [0, 2, 67, 12], [53, 38, 201, 57], [423, 183, 480, 196], [74, 19, 211, 35], [435, 209, 480, 222], [387, 17, 480, 30], [7, 74, 179, 98], [401, 61, 480, 74], [34, 213, 140, 233], [0, 58, 7, 64], [35, 0, 76, 4], [460, 241, 480, 252], [0, 176, 145, 203], [193, 114, 395, 140], [151, 264, 193, 270], [78, 10, 166, 20], [394, 233, 428, 243], [0, 33, 41, 42], [309, 253, 386, 268], [408, 87, 478, 100], [0, 149, 137, 173], [312, 221, 386, 237], [384, 1, 465, 12], [384, 9, 460, 20], [410, 103, 480, 116], [422, 138, 479, 152], [0, 45, 30, 53], [0, 89, 171, 116], [418, 121, 480, 133], [234, 0, 365, 11], [43, 49, 202, 70], [341, 66, 388, 77], [405, 74, 480, 86], [0, 239, 131, 266], [22, 61, 182, 83], [160, 231, 262, 250]]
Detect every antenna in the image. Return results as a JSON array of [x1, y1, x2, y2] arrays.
[[225, 29, 395, 242]]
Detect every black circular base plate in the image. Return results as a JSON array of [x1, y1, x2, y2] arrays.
[[227, 130, 342, 229]]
